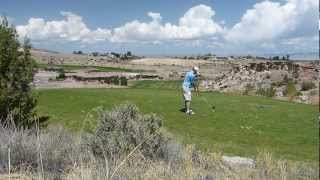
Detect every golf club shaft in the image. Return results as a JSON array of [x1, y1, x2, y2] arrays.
[[200, 95, 215, 112]]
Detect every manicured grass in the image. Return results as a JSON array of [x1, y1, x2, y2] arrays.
[[37, 63, 146, 73], [36, 84, 318, 161]]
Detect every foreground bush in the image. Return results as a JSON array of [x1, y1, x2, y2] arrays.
[[0, 126, 83, 174], [90, 103, 169, 160]]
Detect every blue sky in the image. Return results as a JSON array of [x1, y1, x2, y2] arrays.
[[1, 0, 319, 57]]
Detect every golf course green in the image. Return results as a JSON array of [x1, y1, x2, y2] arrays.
[[36, 81, 318, 161]]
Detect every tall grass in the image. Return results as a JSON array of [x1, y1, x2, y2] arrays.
[[0, 103, 318, 179]]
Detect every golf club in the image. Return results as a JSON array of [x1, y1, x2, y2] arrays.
[[200, 95, 215, 113], [197, 77, 215, 113]]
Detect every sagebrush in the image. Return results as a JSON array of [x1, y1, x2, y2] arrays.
[[90, 103, 170, 160]]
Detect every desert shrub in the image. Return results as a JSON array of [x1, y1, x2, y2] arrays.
[[271, 81, 283, 87], [90, 103, 169, 160], [282, 74, 295, 85], [265, 87, 276, 97], [272, 74, 295, 87], [243, 83, 255, 95], [0, 125, 84, 174], [301, 81, 316, 91], [309, 90, 318, 96], [256, 88, 264, 96], [255, 151, 318, 180], [256, 87, 276, 97]]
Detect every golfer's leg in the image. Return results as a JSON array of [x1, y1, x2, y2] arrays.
[[188, 91, 192, 111], [186, 101, 190, 112], [183, 92, 187, 112], [184, 101, 187, 112]]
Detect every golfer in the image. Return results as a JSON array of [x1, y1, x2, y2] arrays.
[[182, 66, 200, 115]]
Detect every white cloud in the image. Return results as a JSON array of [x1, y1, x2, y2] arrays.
[[17, 5, 223, 44], [175, 4, 223, 39], [110, 12, 165, 43], [111, 4, 224, 42], [147, 12, 162, 22], [15, 2, 317, 54], [280, 35, 318, 51], [225, 0, 318, 43], [82, 28, 112, 43], [17, 12, 111, 43]]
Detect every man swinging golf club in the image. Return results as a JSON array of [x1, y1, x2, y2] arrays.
[[182, 66, 200, 115]]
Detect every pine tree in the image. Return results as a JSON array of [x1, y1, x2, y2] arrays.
[[0, 16, 37, 127]]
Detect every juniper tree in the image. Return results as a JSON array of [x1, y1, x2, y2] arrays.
[[0, 16, 37, 127]]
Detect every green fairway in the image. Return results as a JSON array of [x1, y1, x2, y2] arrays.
[[36, 83, 318, 161]]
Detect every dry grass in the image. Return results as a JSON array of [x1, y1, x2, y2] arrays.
[[0, 125, 317, 180]]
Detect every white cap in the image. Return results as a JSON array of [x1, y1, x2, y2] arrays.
[[193, 66, 200, 75]]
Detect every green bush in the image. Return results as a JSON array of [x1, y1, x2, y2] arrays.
[[91, 103, 169, 160], [56, 69, 66, 80], [120, 77, 128, 86], [301, 81, 316, 91], [256, 87, 276, 97], [112, 76, 120, 85]]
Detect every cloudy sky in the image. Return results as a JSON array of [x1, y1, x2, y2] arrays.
[[1, 0, 319, 57]]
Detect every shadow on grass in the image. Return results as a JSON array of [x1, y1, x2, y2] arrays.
[[179, 108, 186, 113]]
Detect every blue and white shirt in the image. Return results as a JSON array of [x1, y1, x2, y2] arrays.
[[183, 71, 196, 89]]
